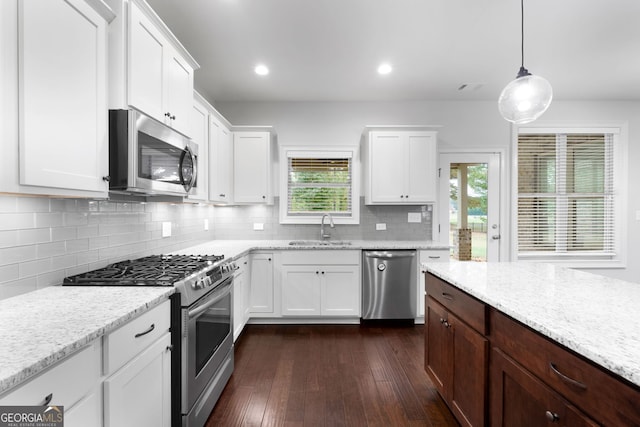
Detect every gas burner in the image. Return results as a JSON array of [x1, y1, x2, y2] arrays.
[[63, 254, 227, 287]]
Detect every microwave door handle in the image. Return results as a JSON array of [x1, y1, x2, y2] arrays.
[[179, 145, 197, 193]]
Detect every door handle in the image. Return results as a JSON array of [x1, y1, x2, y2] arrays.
[[491, 235, 501, 240]]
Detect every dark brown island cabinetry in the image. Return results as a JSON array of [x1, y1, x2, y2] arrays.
[[425, 273, 489, 427], [424, 272, 640, 427]]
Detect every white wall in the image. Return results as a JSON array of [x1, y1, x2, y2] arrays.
[[217, 99, 640, 282]]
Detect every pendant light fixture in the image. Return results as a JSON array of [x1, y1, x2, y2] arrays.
[[498, 0, 552, 124]]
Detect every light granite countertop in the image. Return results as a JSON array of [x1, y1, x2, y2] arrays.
[[424, 261, 640, 388], [173, 239, 449, 259], [0, 286, 174, 395]]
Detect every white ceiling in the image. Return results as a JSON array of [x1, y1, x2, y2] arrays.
[[146, 0, 640, 103]]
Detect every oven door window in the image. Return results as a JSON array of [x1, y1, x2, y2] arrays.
[[194, 289, 231, 375], [138, 130, 187, 185]]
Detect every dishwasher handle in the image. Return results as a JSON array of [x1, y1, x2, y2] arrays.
[[363, 250, 416, 259]]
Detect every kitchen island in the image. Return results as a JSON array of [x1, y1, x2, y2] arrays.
[[424, 261, 640, 426]]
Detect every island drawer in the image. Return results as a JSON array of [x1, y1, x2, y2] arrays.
[[426, 273, 487, 334], [490, 309, 640, 426], [103, 299, 171, 375]]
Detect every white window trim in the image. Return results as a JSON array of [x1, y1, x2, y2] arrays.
[[279, 145, 360, 225], [511, 122, 628, 269]]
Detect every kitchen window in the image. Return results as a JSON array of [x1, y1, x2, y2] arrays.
[[515, 125, 627, 267], [279, 148, 360, 224]]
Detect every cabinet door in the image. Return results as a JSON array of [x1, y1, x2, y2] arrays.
[[233, 132, 271, 203], [425, 297, 451, 398], [128, 1, 165, 121], [209, 117, 233, 203], [249, 253, 273, 313], [449, 312, 488, 427], [407, 133, 437, 202], [104, 333, 172, 427], [165, 48, 194, 136], [19, 0, 108, 193], [321, 265, 360, 316], [233, 268, 245, 341], [281, 266, 321, 316], [490, 348, 598, 427], [188, 99, 209, 201], [369, 132, 405, 202], [65, 389, 101, 427]]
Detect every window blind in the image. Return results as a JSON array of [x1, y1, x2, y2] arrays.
[[517, 133, 615, 255], [287, 157, 353, 216]]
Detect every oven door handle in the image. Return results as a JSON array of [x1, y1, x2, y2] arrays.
[[188, 279, 232, 319]]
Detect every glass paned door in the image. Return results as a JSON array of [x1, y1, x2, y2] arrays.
[[439, 153, 502, 262]]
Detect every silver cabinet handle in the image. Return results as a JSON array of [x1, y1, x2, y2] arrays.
[[134, 323, 155, 338], [441, 292, 454, 301]]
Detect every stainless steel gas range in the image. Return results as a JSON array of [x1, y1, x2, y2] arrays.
[[64, 254, 237, 427]]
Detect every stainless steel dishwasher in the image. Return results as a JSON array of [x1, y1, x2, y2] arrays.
[[362, 250, 417, 320]]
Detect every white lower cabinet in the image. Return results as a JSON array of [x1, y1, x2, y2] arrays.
[[103, 333, 172, 427], [0, 340, 101, 424], [249, 252, 274, 314], [103, 299, 172, 427], [233, 255, 250, 340], [280, 251, 360, 318], [418, 249, 449, 318]]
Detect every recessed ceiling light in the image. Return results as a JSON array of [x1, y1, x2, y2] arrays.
[[377, 63, 393, 75], [254, 64, 269, 76]]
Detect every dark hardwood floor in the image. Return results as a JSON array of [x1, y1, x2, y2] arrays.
[[206, 324, 459, 426]]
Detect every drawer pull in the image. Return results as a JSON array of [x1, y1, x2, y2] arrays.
[[41, 393, 53, 406], [441, 292, 454, 301], [545, 410, 559, 422], [549, 362, 587, 391], [428, 256, 441, 259], [134, 323, 155, 338]]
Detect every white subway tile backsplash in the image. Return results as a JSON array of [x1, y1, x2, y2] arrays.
[[36, 269, 67, 288], [36, 242, 66, 259], [51, 227, 77, 242], [34, 212, 63, 228], [19, 258, 52, 278], [0, 264, 19, 282], [0, 278, 37, 299], [0, 197, 18, 213], [0, 245, 36, 266], [77, 225, 99, 239], [0, 213, 36, 231], [0, 231, 19, 248], [66, 239, 89, 254], [16, 197, 50, 212], [63, 212, 88, 226]]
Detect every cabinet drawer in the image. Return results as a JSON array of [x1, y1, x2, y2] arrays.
[[490, 309, 640, 426], [281, 250, 360, 265], [426, 273, 486, 334], [419, 249, 450, 263], [103, 300, 171, 375], [0, 340, 100, 409]]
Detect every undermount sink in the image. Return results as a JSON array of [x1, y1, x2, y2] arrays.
[[288, 240, 352, 246]]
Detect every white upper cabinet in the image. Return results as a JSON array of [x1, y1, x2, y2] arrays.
[[209, 115, 233, 204], [2, 0, 114, 196], [187, 96, 209, 201], [233, 131, 272, 204], [365, 130, 438, 204], [108, 0, 198, 137]]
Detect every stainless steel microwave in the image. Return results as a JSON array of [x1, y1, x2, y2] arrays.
[[108, 109, 198, 196]]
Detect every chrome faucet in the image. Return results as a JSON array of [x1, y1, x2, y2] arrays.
[[320, 213, 335, 240]]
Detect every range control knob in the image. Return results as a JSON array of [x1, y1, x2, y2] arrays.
[[191, 281, 201, 290]]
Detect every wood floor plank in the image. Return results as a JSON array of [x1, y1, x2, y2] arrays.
[[206, 324, 459, 427]]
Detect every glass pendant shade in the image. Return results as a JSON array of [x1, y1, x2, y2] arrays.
[[498, 67, 553, 124]]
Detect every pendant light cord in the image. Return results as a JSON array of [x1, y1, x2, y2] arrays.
[[520, 0, 525, 69]]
